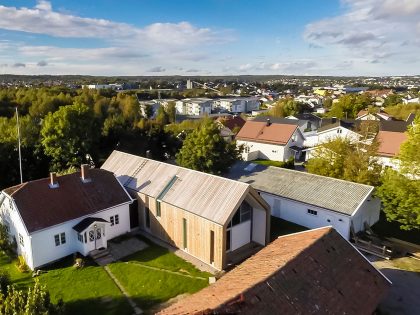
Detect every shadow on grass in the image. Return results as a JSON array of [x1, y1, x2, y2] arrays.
[[270, 216, 308, 241], [63, 296, 132, 315]]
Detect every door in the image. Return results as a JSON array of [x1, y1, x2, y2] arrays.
[[129, 199, 139, 229], [90, 227, 104, 250], [145, 207, 151, 229], [273, 199, 281, 218]]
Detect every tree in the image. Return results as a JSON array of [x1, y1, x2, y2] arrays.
[[176, 119, 241, 174], [166, 102, 176, 123], [306, 137, 382, 186], [41, 103, 98, 171], [155, 106, 169, 125], [376, 117, 420, 230], [0, 279, 63, 315]]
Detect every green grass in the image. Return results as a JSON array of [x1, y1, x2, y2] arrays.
[[371, 212, 420, 245], [108, 262, 208, 310], [253, 159, 285, 167], [270, 216, 308, 241], [122, 243, 212, 278], [0, 251, 33, 290], [38, 256, 131, 315]]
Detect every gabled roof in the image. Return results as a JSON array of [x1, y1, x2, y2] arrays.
[[227, 162, 375, 216], [73, 217, 109, 233], [2, 169, 131, 234], [318, 119, 362, 133], [216, 115, 246, 131], [158, 227, 390, 315], [377, 131, 407, 157], [379, 120, 409, 133], [101, 151, 268, 225], [236, 120, 299, 145]]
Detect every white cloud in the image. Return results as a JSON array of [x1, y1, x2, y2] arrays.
[[304, 0, 420, 65]]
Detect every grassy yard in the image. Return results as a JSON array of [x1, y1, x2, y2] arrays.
[[1, 239, 210, 314], [109, 239, 211, 310], [38, 257, 131, 315], [372, 211, 420, 245], [270, 216, 308, 241], [253, 159, 285, 168]]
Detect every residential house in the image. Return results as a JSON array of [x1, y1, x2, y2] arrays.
[[101, 151, 271, 271], [285, 113, 322, 134], [402, 97, 419, 105], [293, 95, 323, 108], [216, 115, 246, 141], [376, 131, 407, 170], [159, 227, 390, 315], [0, 166, 133, 270], [236, 118, 304, 162], [175, 98, 213, 116], [227, 162, 380, 240], [356, 110, 393, 121]]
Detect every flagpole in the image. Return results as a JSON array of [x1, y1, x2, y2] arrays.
[[16, 107, 23, 184]]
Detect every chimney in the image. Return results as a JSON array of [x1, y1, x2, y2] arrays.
[[49, 172, 59, 189], [81, 164, 91, 183], [266, 118, 271, 126]]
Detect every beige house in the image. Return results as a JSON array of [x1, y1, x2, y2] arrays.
[[101, 151, 271, 270]]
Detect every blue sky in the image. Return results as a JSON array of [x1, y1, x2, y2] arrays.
[[0, 0, 419, 76]]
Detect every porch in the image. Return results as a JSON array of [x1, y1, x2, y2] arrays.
[[72, 217, 110, 256]]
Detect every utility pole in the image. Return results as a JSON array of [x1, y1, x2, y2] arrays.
[[16, 107, 23, 184]]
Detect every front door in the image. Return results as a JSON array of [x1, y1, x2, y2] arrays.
[[89, 227, 104, 250], [129, 200, 139, 229]]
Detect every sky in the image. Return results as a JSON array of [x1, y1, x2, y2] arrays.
[[0, 0, 419, 76]]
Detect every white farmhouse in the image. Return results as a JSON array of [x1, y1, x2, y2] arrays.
[[228, 162, 381, 240], [236, 118, 304, 162], [0, 166, 133, 270], [175, 98, 213, 116]]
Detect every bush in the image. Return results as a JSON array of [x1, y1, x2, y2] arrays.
[[15, 255, 29, 273], [0, 271, 10, 294]]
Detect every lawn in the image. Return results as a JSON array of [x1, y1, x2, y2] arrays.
[[371, 211, 420, 245], [109, 239, 211, 310], [1, 239, 211, 314], [270, 216, 308, 241], [253, 159, 286, 168], [38, 256, 132, 315]]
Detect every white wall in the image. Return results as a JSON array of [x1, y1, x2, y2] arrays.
[[351, 192, 381, 233], [316, 127, 361, 146], [238, 140, 286, 161], [377, 156, 401, 171], [260, 192, 351, 239], [0, 193, 34, 269], [25, 203, 131, 269], [252, 208, 266, 245], [230, 221, 251, 251]]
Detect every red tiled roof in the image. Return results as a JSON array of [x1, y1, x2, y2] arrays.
[[158, 227, 390, 315], [377, 131, 407, 157], [3, 169, 131, 233], [236, 120, 297, 145]]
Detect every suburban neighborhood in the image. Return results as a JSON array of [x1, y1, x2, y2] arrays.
[[0, 1, 420, 315]]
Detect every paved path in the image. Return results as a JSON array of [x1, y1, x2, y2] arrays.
[[104, 266, 143, 315], [126, 261, 208, 280]]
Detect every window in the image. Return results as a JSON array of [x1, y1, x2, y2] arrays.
[[84, 232, 87, 243], [337, 128, 342, 134], [54, 233, 66, 246], [244, 146, 250, 153], [145, 207, 151, 228], [4, 221, 10, 233], [110, 215, 120, 226], [226, 229, 231, 251], [156, 201, 161, 217], [19, 233, 24, 247], [89, 230, 95, 242], [307, 209, 318, 216], [229, 201, 253, 227], [210, 230, 215, 264], [60, 232, 66, 244], [272, 150, 277, 153], [78, 234, 83, 242], [182, 218, 187, 250]]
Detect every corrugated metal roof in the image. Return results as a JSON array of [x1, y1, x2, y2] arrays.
[[227, 162, 374, 215], [101, 151, 254, 225]]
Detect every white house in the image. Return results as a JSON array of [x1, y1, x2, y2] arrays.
[[175, 98, 213, 116], [236, 118, 304, 162], [227, 162, 381, 240], [402, 97, 419, 105], [0, 166, 133, 270]]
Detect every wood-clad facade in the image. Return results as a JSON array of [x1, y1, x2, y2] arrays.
[[102, 150, 271, 271]]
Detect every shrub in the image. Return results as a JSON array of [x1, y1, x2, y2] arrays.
[[15, 255, 29, 273], [0, 271, 10, 294]]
